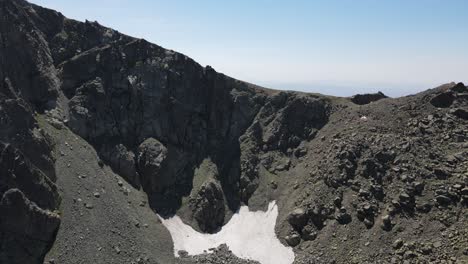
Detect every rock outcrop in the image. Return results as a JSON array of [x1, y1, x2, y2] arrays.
[[190, 180, 226, 233], [350, 91, 388, 105], [1, 1, 467, 263], [0, 189, 60, 264], [137, 138, 168, 192], [1, 1, 62, 262]]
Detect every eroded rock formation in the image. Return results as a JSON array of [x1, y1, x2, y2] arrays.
[[1, 1, 467, 263]]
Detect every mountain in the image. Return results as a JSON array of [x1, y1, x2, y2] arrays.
[[0, 0, 467, 263]]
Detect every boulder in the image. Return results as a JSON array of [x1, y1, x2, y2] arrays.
[[287, 208, 308, 230], [335, 211, 352, 225], [301, 225, 317, 241], [381, 214, 393, 231], [285, 233, 301, 247], [450, 82, 467, 93], [350, 91, 387, 105], [451, 108, 468, 120], [137, 138, 168, 191], [190, 180, 225, 233], [430, 92, 454, 108], [435, 195, 451, 205]]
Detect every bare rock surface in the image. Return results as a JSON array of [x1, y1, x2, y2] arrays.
[[0, 0, 467, 263], [350, 91, 388, 105], [178, 244, 260, 264], [41, 116, 175, 264]]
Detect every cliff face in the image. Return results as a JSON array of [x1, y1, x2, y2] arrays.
[[0, 0, 61, 263], [1, 1, 467, 264]]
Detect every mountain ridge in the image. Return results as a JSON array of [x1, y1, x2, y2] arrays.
[[0, 0, 467, 263]]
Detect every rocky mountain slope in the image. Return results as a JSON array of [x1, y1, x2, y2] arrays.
[[0, 0, 467, 263]]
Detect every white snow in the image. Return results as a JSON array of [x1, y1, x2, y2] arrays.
[[159, 201, 295, 264]]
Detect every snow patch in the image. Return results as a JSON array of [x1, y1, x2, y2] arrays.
[[160, 201, 295, 264]]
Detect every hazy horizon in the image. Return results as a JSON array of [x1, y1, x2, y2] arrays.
[[30, 0, 468, 96]]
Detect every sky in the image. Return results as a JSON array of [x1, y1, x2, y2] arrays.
[[30, 0, 468, 97]]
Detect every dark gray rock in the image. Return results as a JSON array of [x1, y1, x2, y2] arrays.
[[285, 233, 301, 247], [0, 189, 60, 264], [136, 138, 169, 196], [178, 244, 260, 264], [430, 92, 455, 108], [287, 208, 308, 230], [451, 108, 468, 120], [350, 91, 387, 105], [381, 214, 393, 231], [2, 1, 468, 263], [435, 195, 452, 205], [301, 225, 318, 241], [0, 2, 63, 262], [190, 180, 225, 233], [101, 144, 138, 187], [450, 82, 467, 93], [335, 211, 352, 225]]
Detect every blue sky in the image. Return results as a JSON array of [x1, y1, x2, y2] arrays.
[[31, 0, 468, 96]]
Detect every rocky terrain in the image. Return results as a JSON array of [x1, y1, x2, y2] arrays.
[[0, 0, 467, 263]]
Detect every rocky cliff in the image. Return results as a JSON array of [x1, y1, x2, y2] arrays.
[[0, 0, 467, 263]]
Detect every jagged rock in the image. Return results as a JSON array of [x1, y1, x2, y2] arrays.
[[287, 208, 308, 230], [308, 205, 329, 229], [0, 189, 60, 264], [275, 158, 291, 171], [0, 96, 60, 264], [178, 244, 260, 264], [2, 1, 468, 263], [301, 225, 318, 241], [47, 118, 64, 129], [461, 187, 468, 196], [413, 181, 425, 195], [294, 146, 308, 157], [350, 91, 387, 105], [285, 233, 301, 247], [451, 108, 468, 120], [101, 144, 138, 187], [357, 202, 377, 228], [430, 92, 455, 108], [335, 209, 352, 225], [381, 215, 393, 231], [190, 180, 225, 233], [416, 202, 432, 213], [393, 239, 404, 249], [450, 82, 467, 93], [434, 168, 450, 179], [137, 138, 168, 192], [260, 94, 329, 152], [435, 195, 452, 205], [333, 196, 342, 207], [0, 143, 59, 210], [398, 191, 414, 209], [363, 218, 374, 228]]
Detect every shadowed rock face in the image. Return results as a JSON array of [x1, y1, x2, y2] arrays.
[[137, 138, 168, 191], [190, 180, 226, 233], [2, 1, 468, 263], [430, 92, 455, 108], [0, 189, 60, 264], [1, 1, 61, 262], [38, 6, 331, 219], [1, 0, 330, 239], [56, 29, 277, 214]]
